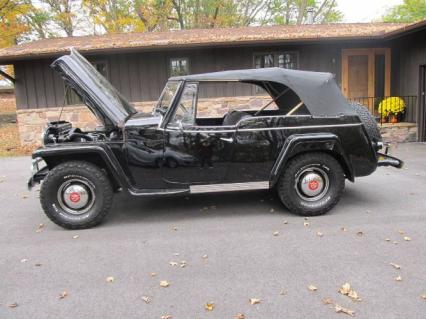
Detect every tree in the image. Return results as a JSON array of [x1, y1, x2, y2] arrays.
[[0, 0, 30, 47], [383, 0, 426, 23], [40, 0, 83, 36], [20, 0, 52, 39], [266, 0, 342, 25]]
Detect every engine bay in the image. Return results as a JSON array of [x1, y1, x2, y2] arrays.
[[43, 121, 117, 144]]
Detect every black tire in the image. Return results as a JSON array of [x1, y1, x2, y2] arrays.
[[277, 152, 345, 216], [349, 102, 382, 143], [40, 161, 113, 229]]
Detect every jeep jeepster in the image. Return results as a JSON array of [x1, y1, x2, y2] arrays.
[[28, 49, 403, 229]]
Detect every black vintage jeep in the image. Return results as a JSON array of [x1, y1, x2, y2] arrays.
[[28, 49, 403, 229]]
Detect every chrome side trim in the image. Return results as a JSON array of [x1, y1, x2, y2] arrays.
[[190, 181, 269, 194], [128, 188, 189, 196], [165, 123, 362, 134]]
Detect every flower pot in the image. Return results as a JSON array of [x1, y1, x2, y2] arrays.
[[389, 114, 398, 124]]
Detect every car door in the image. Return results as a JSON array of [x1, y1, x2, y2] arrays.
[[162, 82, 236, 185]]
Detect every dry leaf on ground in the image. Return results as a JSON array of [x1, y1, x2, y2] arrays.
[[322, 298, 333, 305], [142, 296, 151, 304], [169, 261, 178, 267], [149, 272, 157, 277], [202, 254, 208, 259], [421, 294, 426, 300], [204, 302, 215, 311], [59, 291, 68, 299], [8, 302, 18, 308], [273, 231, 279, 236], [180, 261, 186, 268], [390, 263, 401, 269], [249, 298, 261, 305], [341, 226, 347, 232], [338, 283, 362, 302], [283, 220, 288, 224], [356, 231, 364, 237], [161, 315, 172, 319], [395, 276, 402, 281], [316, 231, 324, 237], [160, 280, 170, 287], [72, 235, 79, 239], [106, 276, 114, 283], [279, 289, 286, 295], [304, 222, 310, 227], [20, 258, 28, 263], [235, 314, 245, 319], [403, 236, 411, 241], [385, 238, 391, 242], [36, 223, 44, 233], [398, 230, 405, 234], [335, 304, 355, 316], [308, 285, 317, 291]]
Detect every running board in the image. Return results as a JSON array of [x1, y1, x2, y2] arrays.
[[190, 181, 270, 194]]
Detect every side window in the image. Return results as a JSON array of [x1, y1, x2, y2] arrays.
[[169, 82, 197, 126], [170, 57, 189, 76], [254, 52, 298, 70], [65, 61, 108, 105]]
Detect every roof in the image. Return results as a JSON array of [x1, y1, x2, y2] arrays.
[[0, 22, 418, 63], [171, 67, 355, 116]]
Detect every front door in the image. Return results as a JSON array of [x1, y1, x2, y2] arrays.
[[162, 82, 234, 185], [342, 48, 391, 113]]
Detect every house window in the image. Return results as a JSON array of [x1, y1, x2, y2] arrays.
[[66, 61, 108, 105], [254, 52, 298, 69], [170, 58, 189, 76]]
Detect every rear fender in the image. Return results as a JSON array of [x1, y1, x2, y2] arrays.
[[269, 133, 354, 187], [32, 144, 129, 191]]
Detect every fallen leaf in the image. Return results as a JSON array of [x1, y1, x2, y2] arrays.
[[160, 280, 170, 288], [173, 253, 180, 256], [398, 230, 405, 235], [161, 315, 172, 319], [142, 296, 151, 304], [202, 254, 208, 259], [308, 285, 317, 291], [279, 289, 286, 295], [204, 302, 215, 311], [393, 241, 399, 245], [8, 302, 18, 308], [180, 261, 186, 268], [366, 210, 371, 214], [35, 263, 42, 267], [172, 226, 178, 231], [341, 226, 347, 232], [249, 298, 261, 305], [21, 194, 29, 199], [322, 298, 333, 305], [169, 261, 178, 267], [273, 231, 279, 236], [72, 235, 79, 239], [334, 304, 355, 316], [316, 231, 324, 237], [403, 236, 411, 241], [356, 231, 364, 237], [304, 222, 310, 227], [20, 258, 28, 263], [395, 275, 402, 281], [385, 238, 391, 242], [59, 291, 68, 299], [283, 220, 288, 224], [36, 223, 44, 233], [106, 276, 114, 283], [235, 314, 245, 319], [304, 217, 309, 220], [421, 294, 426, 300], [149, 272, 157, 277], [338, 283, 362, 301], [390, 263, 401, 270]]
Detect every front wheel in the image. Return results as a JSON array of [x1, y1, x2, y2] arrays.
[[40, 161, 114, 229], [277, 152, 345, 216]]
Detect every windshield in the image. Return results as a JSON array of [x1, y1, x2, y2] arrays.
[[154, 81, 181, 115]]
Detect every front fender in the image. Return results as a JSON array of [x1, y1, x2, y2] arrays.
[[31, 144, 130, 190], [269, 133, 354, 187]]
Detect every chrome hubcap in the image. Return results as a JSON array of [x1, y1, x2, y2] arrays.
[[57, 179, 95, 215], [295, 167, 329, 201]]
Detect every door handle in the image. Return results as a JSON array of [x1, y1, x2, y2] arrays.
[[220, 137, 234, 143]]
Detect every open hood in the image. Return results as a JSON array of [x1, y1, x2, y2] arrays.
[[51, 48, 137, 129]]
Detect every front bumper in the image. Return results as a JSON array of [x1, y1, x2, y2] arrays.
[[28, 158, 48, 190], [376, 144, 403, 169]]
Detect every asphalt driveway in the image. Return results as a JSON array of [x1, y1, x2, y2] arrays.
[[0, 143, 425, 319]]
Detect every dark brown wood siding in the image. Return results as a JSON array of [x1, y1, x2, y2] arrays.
[[13, 41, 392, 110]]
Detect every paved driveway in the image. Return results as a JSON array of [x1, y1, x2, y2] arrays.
[[0, 143, 425, 319]]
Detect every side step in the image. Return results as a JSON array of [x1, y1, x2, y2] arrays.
[[190, 181, 270, 194]]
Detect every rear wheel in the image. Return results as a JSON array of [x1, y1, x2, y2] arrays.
[[40, 161, 113, 229], [277, 152, 345, 216]]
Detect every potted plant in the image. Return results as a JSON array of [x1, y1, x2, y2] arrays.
[[378, 97, 406, 123]]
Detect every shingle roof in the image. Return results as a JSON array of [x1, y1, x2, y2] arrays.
[[0, 22, 416, 63]]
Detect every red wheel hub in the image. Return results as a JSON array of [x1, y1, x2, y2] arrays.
[[69, 192, 81, 203], [308, 180, 319, 191]]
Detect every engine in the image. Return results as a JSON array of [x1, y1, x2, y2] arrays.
[[42, 121, 108, 145]]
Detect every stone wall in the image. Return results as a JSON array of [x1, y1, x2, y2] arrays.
[[16, 97, 418, 145], [0, 90, 16, 113], [380, 122, 417, 143]]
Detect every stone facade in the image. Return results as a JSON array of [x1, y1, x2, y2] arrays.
[[16, 96, 418, 145], [0, 90, 16, 113], [380, 122, 417, 143]]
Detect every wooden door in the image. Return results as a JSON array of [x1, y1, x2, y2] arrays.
[[342, 48, 391, 113]]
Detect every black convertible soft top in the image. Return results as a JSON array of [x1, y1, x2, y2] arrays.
[[170, 68, 357, 117]]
